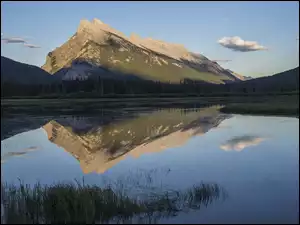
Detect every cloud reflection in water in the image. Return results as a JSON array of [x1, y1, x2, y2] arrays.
[[220, 135, 265, 152]]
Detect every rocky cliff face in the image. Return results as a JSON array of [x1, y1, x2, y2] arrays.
[[42, 18, 242, 84]]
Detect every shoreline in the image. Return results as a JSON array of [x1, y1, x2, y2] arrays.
[[1, 95, 298, 118]]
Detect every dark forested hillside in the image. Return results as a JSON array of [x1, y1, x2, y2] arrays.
[[1, 56, 58, 85], [1, 55, 298, 98], [226, 67, 299, 93]]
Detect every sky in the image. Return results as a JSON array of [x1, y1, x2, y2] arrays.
[[1, 1, 299, 78]]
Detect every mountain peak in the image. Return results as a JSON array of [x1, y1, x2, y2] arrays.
[[77, 19, 92, 33], [130, 33, 140, 41], [42, 18, 245, 83], [77, 18, 128, 42], [77, 18, 108, 34], [92, 18, 105, 25]]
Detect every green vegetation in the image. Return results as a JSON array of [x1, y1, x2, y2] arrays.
[[0, 97, 210, 116], [1, 95, 298, 116], [220, 96, 299, 117], [2, 90, 299, 100], [1, 65, 298, 99], [2, 180, 224, 224]]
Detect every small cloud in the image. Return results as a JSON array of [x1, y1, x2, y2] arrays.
[[218, 36, 267, 52], [1, 37, 27, 44], [1, 35, 40, 48], [220, 135, 265, 152], [23, 43, 41, 48]]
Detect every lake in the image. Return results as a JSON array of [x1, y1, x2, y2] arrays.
[[1, 105, 299, 224]]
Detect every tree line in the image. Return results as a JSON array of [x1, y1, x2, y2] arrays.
[[1, 76, 298, 98]]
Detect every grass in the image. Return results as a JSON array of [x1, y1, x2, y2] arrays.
[[1, 95, 298, 116], [220, 100, 299, 117], [1, 180, 225, 224], [0, 96, 234, 116], [2, 91, 298, 100]]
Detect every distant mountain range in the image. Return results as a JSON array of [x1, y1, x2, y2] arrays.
[[41, 18, 247, 84]]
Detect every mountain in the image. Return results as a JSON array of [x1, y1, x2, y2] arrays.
[[42, 18, 242, 84], [1, 56, 58, 85], [226, 69, 252, 81], [228, 67, 299, 92]]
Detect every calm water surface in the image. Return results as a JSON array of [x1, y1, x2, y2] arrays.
[[1, 106, 299, 224]]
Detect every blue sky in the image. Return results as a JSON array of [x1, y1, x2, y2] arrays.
[[1, 1, 299, 77]]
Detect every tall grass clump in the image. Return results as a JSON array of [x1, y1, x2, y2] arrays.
[[1, 179, 226, 224]]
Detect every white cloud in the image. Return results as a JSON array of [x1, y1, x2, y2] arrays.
[[218, 36, 267, 52]]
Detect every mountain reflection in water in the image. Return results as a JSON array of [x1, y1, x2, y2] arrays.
[[1, 107, 298, 224], [42, 106, 231, 174]]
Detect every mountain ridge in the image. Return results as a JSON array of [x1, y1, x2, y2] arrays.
[[1, 56, 57, 85], [41, 18, 243, 84]]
